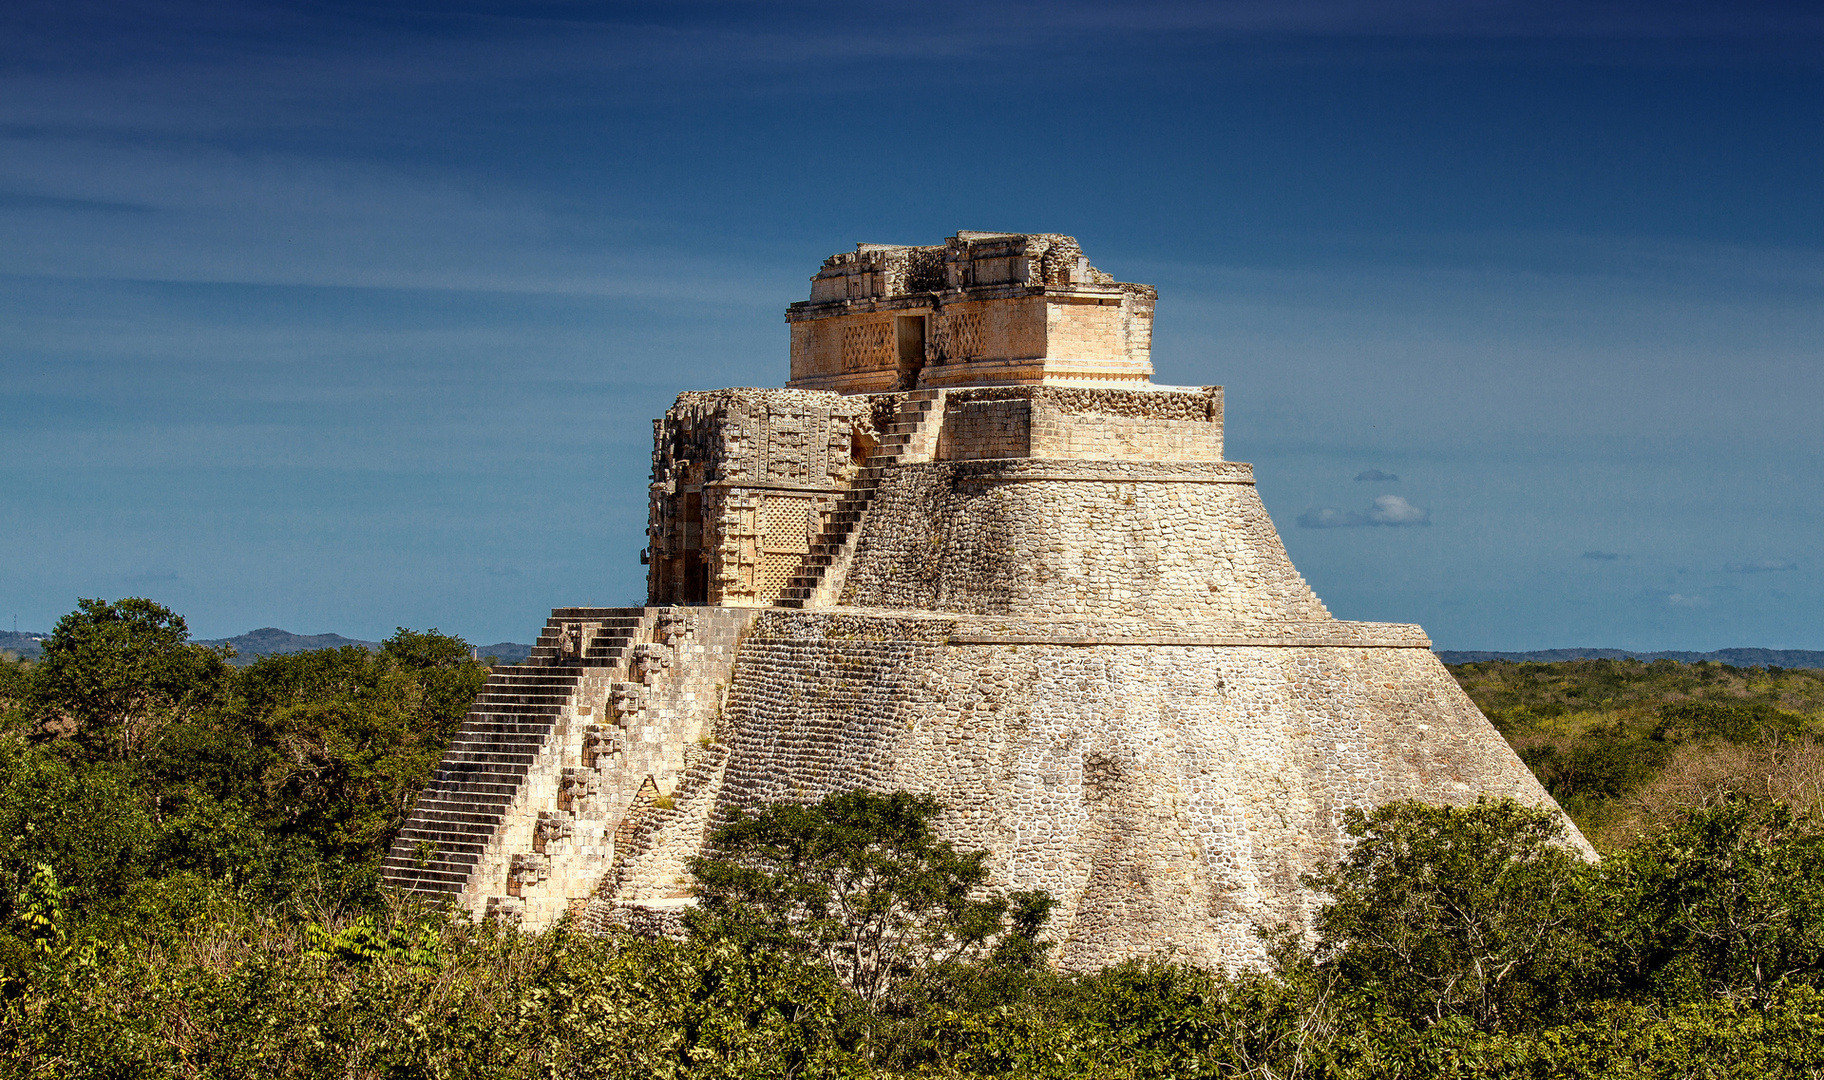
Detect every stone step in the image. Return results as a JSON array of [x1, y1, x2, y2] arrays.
[[380, 859, 476, 885], [411, 786, 519, 807], [446, 730, 553, 747], [446, 725, 551, 742], [384, 840, 485, 865], [453, 723, 557, 740], [390, 837, 489, 860], [546, 607, 646, 619], [381, 865, 483, 890], [460, 715, 561, 731], [464, 698, 566, 712], [420, 773, 523, 793], [465, 700, 566, 714], [464, 704, 564, 718], [536, 628, 642, 641], [421, 769, 529, 791], [394, 830, 495, 852], [406, 800, 514, 823], [415, 790, 524, 812], [407, 805, 513, 828], [446, 726, 552, 745], [379, 872, 465, 894], [382, 879, 463, 898], [395, 820, 498, 841], [440, 736, 546, 754], [443, 733, 547, 751], [437, 752, 540, 771]]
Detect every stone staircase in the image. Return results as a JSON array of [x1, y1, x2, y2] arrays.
[[381, 606, 646, 900], [776, 389, 945, 608]]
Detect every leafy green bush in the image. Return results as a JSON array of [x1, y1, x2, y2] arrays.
[[2, 598, 489, 915], [689, 790, 1052, 1005], [1306, 798, 1594, 1033]]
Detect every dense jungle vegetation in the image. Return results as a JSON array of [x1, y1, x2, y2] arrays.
[[6, 598, 1824, 1078], [1451, 658, 1824, 849]]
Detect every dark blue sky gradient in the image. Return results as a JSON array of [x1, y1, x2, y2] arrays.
[[3, 1, 1821, 648]]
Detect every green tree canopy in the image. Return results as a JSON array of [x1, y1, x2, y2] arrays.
[[27, 597, 229, 759], [1596, 797, 1824, 1006], [688, 789, 1050, 1004], [1306, 798, 1594, 1032]]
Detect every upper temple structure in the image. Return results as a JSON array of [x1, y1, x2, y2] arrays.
[[785, 231, 1156, 392], [385, 231, 1588, 969]]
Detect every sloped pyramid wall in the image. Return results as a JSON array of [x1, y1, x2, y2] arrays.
[[386, 234, 1586, 968], [619, 610, 1575, 969]]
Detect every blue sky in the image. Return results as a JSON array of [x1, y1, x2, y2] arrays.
[[2, 0, 1820, 650]]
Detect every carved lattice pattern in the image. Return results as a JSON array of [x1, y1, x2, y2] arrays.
[[755, 495, 812, 600], [755, 553, 800, 597], [937, 310, 983, 361], [842, 319, 894, 373], [759, 498, 811, 554]]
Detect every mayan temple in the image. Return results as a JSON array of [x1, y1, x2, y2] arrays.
[[384, 231, 1587, 969]]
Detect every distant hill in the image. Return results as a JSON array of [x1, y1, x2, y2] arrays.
[[199, 628, 379, 659], [1, 627, 533, 666], [1437, 647, 1824, 671], [195, 629, 535, 666]]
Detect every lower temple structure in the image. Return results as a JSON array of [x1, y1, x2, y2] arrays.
[[384, 231, 1587, 969]]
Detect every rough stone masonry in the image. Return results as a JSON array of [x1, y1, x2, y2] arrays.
[[384, 230, 1590, 969]]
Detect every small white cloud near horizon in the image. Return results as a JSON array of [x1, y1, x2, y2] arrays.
[[1298, 494, 1431, 528], [1666, 593, 1707, 607]]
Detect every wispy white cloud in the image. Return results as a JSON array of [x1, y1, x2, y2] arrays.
[[1298, 494, 1431, 528]]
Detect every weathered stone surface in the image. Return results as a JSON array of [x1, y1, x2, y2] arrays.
[[385, 231, 1588, 968], [788, 232, 1156, 393]]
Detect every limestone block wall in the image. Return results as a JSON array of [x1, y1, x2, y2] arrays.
[[839, 460, 1331, 621], [935, 393, 1032, 461], [1029, 386, 1220, 461], [1046, 295, 1133, 362], [599, 610, 1578, 970], [934, 387, 1223, 463]]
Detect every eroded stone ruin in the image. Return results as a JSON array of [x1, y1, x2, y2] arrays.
[[384, 231, 1587, 968]]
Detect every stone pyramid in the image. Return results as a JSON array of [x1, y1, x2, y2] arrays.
[[384, 231, 1587, 969]]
